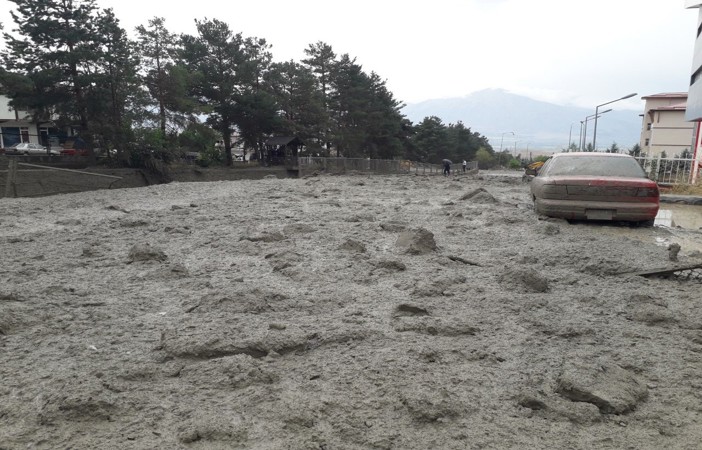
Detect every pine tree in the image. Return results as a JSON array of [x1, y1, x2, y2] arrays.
[[2, 0, 135, 149]]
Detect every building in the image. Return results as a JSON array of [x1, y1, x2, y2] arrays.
[[639, 93, 694, 157], [685, 1, 702, 183], [0, 94, 62, 150], [0, 95, 36, 148]]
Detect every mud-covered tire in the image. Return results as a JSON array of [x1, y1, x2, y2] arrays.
[[636, 219, 655, 227]]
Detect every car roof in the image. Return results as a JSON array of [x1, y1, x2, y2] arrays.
[[550, 152, 633, 159]]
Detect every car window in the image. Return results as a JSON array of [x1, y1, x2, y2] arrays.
[[535, 157, 552, 177], [543, 156, 646, 178]]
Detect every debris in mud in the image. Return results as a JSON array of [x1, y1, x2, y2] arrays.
[[556, 362, 648, 414], [396, 228, 437, 255], [628, 304, 677, 325], [241, 231, 287, 242], [459, 187, 497, 203], [127, 243, 168, 263], [634, 262, 702, 282], [106, 204, 130, 213], [447, 255, 482, 266], [668, 243, 681, 261], [372, 259, 406, 273], [394, 303, 430, 317], [379, 221, 407, 232]]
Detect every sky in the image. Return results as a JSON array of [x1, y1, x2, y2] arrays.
[[0, 0, 698, 111]]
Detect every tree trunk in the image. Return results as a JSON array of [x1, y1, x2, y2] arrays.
[[222, 125, 233, 166]]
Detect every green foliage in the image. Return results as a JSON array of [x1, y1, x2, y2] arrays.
[[2, 0, 139, 149], [507, 158, 522, 169], [135, 17, 196, 136], [407, 116, 491, 164], [1, 6, 496, 168], [606, 142, 620, 153], [629, 143, 642, 157], [178, 122, 219, 153], [475, 147, 494, 169]]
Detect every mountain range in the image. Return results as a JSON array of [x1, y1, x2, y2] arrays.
[[400, 89, 643, 154]]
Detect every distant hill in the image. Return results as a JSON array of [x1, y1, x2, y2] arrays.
[[401, 89, 642, 153]]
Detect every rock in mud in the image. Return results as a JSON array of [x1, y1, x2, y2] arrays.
[[338, 239, 367, 253], [396, 228, 437, 255], [556, 362, 648, 414]]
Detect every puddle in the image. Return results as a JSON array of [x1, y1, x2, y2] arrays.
[[653, 204, 702, 254], [655, 204, 702, 230]]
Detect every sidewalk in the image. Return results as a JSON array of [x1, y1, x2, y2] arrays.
[[660, 194, 702, 205]]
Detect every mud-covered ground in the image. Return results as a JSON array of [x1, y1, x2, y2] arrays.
[[2, 173, 702, 449]]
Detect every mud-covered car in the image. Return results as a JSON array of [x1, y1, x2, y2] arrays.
[[530, 152, 659, 225]]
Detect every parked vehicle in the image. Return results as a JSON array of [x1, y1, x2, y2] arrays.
[[530, 152, 659, 226], [5, 142, 61, 156], [60, 148, 90, 156]]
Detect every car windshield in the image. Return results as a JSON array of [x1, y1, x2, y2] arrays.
[[544, 156, 646, 178]]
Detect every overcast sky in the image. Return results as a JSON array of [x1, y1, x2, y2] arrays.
[[0, 0, 697, 111]]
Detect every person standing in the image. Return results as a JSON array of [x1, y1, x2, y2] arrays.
[[462, 160, 467, 172]]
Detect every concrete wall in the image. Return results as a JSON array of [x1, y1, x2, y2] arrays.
[[0, 157, 295, 199]]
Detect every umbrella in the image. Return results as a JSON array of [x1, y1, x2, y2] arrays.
[[442, 159, 452, 165]]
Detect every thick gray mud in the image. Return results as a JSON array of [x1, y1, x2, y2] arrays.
[[1, 173, 702, 449]]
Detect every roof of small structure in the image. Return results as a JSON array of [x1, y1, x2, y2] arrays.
[[649, 102, 687, 112], [265, 136, 304, 146], [641, 92, 688, 100]]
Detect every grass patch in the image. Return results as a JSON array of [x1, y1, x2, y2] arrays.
[[667, 183, 702, 196]]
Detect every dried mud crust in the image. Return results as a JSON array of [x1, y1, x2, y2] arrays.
[[1, 174, 702, 449]]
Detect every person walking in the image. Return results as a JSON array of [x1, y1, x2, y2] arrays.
[[442, 159, 451, 177], [462, 160, 467, 172]]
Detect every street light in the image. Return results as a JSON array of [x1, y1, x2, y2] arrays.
[[592, 93, 637, 150], [499, 131, 514, 153], [499, 131, 514, 166], [581, 109, 612, 150]]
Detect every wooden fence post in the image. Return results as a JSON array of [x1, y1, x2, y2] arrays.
[[5, 158, 18, 198]]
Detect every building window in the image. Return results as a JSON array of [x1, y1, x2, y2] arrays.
[[1, 127, 21, 147], [646, 123, 651, 131], [645, 138, 650, 146], [20, 127, 29, 143]]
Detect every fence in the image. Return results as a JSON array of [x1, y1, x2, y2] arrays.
[[1, 157, 123, 198], [296, 157, 476, 176], [634, 155, 700, 185]]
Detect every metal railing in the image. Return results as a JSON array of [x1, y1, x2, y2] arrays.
[[634, 155, 700, 185], [296, 157, 477, 176]]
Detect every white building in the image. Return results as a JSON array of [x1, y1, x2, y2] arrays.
[[684, 1, 702, 182], [639, 93, 694, 157], [0, 95, 39, 148]]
